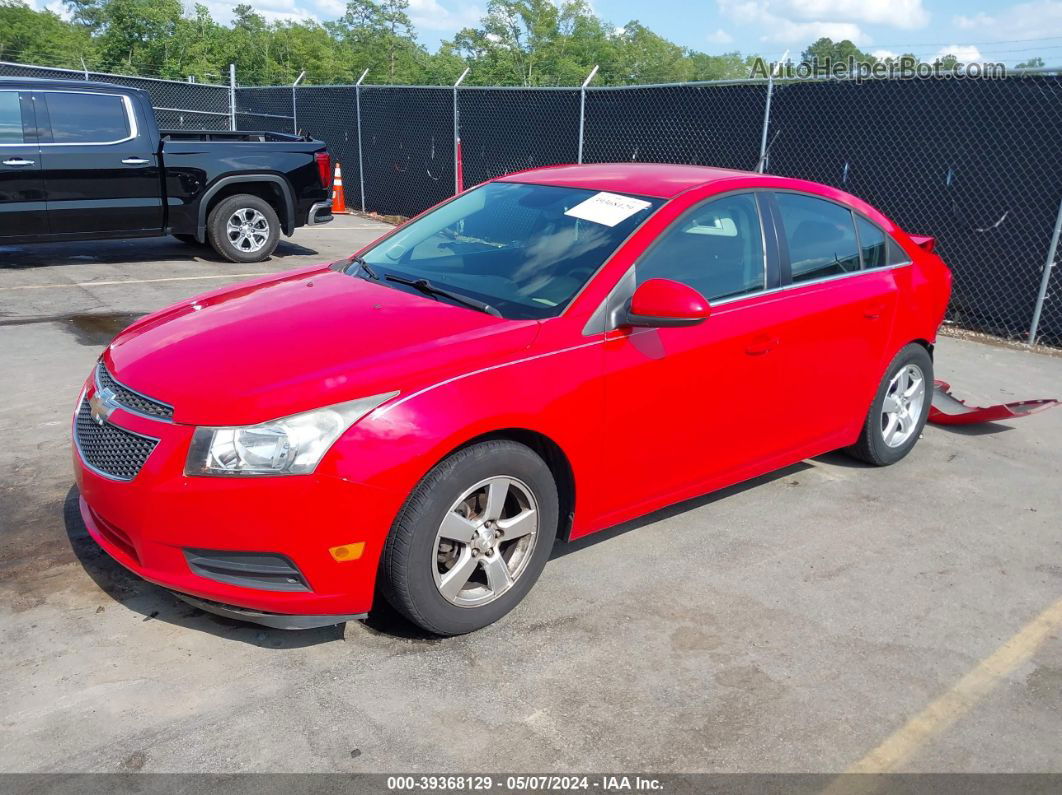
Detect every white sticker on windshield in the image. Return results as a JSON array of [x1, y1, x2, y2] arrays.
[[564, 192, 652, 227]]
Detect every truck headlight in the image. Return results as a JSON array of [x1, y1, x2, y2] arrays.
[[185, 391, 397, 476]]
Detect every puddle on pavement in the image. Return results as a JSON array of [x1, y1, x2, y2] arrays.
[[0, 312, 144, 346], [65, 313, 143, 346]]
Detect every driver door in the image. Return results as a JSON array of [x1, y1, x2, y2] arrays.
[[599, 192, 790, 523]]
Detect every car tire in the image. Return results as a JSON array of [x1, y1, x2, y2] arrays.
[[172, 233, 201, 245], [380, 440, 559, 636], [206, 194, 280, 263], [846, 343, 933, 466]]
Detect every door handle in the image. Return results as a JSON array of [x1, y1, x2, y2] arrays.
[[122, 157, 150, 165], [2, 158, 35, 167], [745, 335, 780, 356]]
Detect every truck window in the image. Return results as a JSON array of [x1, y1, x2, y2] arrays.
[[0, 92, 23, 143], [43, 92, 131, 144]]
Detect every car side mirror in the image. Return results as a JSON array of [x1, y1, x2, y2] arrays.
[[625, 278, 710, 328]]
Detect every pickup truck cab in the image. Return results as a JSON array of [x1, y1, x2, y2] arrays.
[[0, 78, 333, 262]]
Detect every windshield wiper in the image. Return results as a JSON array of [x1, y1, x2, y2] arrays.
[[331, 254, 379, 280], [384, 274, 501, 317]]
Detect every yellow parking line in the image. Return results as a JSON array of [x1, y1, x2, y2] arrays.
[[845, 596, 1062, 775], [0, 273, 274, 291]]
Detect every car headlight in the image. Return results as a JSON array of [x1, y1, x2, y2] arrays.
[[185, 391, 398, 476]]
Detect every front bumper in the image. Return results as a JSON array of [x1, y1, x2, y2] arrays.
[[171, 592, 366, 630], [73, 392, 405, 626]]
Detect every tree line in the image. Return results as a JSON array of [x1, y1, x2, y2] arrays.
[[0, 0, 1048, 87]]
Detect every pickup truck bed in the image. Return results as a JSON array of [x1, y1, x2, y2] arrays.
[[0, 77, 333, 262]]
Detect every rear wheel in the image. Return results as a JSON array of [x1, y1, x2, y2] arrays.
[[206, 194, 280, 263], [846, 343, 933, 466], [380, 440, 559, 636]]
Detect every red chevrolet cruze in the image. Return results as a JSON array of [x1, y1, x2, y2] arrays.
[[73, 164, 951, 635]]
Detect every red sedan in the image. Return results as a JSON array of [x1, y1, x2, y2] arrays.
[[73, 164, 952, 635]]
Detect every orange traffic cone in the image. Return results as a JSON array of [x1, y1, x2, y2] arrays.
[[332, 162, 348, 214]]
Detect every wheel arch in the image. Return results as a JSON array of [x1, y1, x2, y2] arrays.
[[911, 337, 935, 359], [196, 174, 295, 241], [449, 428, 577, 542]]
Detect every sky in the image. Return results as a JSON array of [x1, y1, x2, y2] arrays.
[[30, 0, 1062, 67]]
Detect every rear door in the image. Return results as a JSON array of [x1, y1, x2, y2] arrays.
[[764, 191, 900, 454], [37, 90, 162, 235], [0, 90, 47, 238]]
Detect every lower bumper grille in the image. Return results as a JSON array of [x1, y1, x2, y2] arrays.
[[184, 549, 312, 591], [75, 400, 159, 481]]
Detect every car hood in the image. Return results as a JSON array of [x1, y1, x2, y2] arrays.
[[103, 265, 540, 426]]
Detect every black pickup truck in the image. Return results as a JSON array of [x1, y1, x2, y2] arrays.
[[0, 78, 333, 262]]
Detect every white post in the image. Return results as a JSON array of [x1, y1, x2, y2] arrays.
[[577, 65, 599, 164], [453, 67, 470, 194], [81, 57, 89, 80], [1028, 197, 1062, 344], [228, 63, 236, 131], [292, 70, 305, 135], [757, 50, 787, 173], [355, 69, 369, 213]]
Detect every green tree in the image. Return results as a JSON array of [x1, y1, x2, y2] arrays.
[[1016, 56, 1045, 69], [800, 37, 876, 72], [3, 0, 781, 87], [0, 1, 95, 68]]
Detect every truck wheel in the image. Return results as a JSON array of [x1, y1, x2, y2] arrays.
[[207, 194, 280, 263], [173, 234, 201, 245]]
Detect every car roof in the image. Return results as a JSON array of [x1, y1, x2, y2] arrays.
[[496, 162, 766, 199], [0, 76, 140, 93]]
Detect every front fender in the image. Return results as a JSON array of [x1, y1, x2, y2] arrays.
[[318, 337, 609, 533]]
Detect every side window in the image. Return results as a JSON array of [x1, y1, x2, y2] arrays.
[[887, 236, 909, 265], [636, 193, 765, 302], [856, 216, 887, 269], [43, 93, 130, 144], [776, 193, 860, 283], [0, 92, 24, 144]]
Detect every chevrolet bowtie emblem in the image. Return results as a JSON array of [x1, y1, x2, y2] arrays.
[[88, 387, 119, 426]]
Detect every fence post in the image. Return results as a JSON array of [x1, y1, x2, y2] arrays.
[[1028, 196, 1062, 345], [292, 71, 305, 136], [228, 63, 236, 131], [453, 67, 470, 195], [577, 65, 599, 165], [757, 50, 787, 173], [355, 68, 369, 213], [80, 58, 89, 80]]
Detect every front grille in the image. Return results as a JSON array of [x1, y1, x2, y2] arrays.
[[97, 363, 174, 420], [75, 400, 159, 481]]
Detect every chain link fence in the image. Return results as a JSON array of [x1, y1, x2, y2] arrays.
[[2, 58, 1060, 346], [764, 76, 1062, 347]]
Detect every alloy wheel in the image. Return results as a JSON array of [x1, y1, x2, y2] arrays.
[[432, 476, 539, 608], [226, 208, 270, 253], [881, 363, 926, 447]]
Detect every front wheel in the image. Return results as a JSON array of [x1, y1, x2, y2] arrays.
[[380, 440, 559, 636], [846, 343, 933, 466], [206, 194, 280, 263]]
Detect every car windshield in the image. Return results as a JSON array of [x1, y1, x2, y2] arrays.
[[353, 181, 663, 319]]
